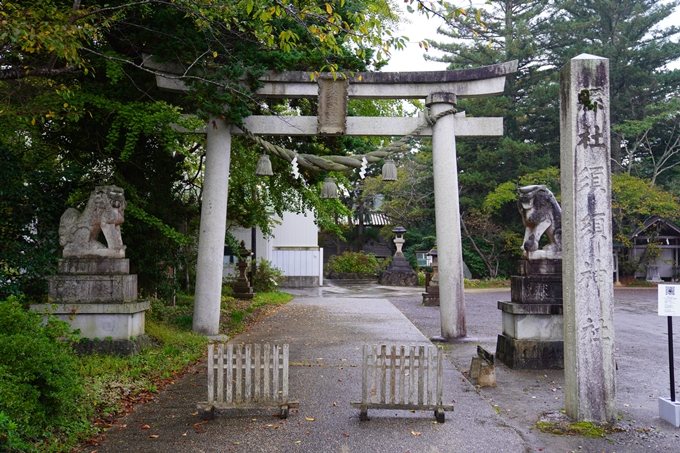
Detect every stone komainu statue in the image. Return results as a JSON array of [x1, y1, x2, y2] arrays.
[[518, 185, 562, 260], [59, 185, 127, 258]]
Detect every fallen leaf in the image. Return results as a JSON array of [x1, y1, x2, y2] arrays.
[[411, 430, 421, 436], [305, 416, 315, 421], [343, 433, 349, 437], [191, 411, 198, 416], [141, 425, 151, 430], [149, 435, 159, 439], [295, 440, 301, 444], [182, 432, 187, 437]]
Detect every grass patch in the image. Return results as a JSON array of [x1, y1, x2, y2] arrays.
[[464, 278, 511, 288], [77, 320, 209, 424], [219, 291, 293, 334], [536, 420, 607, 438], [626, 279, 656, 287]]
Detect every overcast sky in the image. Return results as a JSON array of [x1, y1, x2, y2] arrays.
[[382, 8, 449, 72]]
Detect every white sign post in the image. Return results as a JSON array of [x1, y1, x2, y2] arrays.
[[659, 284, 680, 427]]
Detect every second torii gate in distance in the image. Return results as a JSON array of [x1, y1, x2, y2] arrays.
[[152, 60, 518, 341]]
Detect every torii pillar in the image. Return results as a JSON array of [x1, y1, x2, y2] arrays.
[[428, 93, 466, 340], [193, 118, 231, 336]]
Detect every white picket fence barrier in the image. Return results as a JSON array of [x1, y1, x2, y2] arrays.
[[197, 343, 298, 419], [350, 344, 454, 422]]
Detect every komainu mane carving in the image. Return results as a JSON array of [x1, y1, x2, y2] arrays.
[[518, 185, 562, 260], [59, 186, 127, 258]]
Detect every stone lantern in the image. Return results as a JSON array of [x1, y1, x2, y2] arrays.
[[423, 247, 440, 306], [378, 226, 417, 286], [232, 241, 256, 300], [392, 226, 407, 256]]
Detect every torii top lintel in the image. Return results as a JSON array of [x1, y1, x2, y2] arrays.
[[150, 58, 518, 100]]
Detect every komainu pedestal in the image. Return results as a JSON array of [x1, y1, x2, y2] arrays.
[[496, 259, 564, 369], [32, 258, 150, 355]]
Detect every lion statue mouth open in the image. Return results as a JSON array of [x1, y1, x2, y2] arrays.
[[518, 184, 562, 260], [59, 185, 127, 258]]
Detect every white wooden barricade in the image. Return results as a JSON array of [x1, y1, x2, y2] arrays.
[[350, 344, 454, 422], [197, 343, 298, 419]]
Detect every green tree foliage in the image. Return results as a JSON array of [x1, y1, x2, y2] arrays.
[[546, 0, 680, 170], [361, 144, 436, 266], [363, 147, 434, 229], [0, 143, 82, 300], [0, 297, 91, 451], [611, 174, 680, 245], [615, 98, 680, 186]]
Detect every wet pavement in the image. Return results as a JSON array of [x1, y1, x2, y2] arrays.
[[90, 282, 680, 453], [284, 279, 428, 299]]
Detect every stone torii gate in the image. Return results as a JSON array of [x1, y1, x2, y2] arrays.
[[151, 60, 518, 340]]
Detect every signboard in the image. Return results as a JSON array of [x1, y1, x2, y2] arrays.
[[658, 285, 680, 316]]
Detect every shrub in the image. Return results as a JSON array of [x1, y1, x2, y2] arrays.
[[0, 296, 91, 450], [0, 412, 30, 452], [252, 259, 283, 293], [326, 251, 382, 275]]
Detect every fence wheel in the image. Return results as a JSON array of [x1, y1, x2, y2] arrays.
[[359, 408, 368, 421], [199, 405, 215, 420], [279, 405, 289, 419], [435, 408, 445, 423]]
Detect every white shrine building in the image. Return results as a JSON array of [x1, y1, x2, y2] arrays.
[[225, 211, 323, 287]]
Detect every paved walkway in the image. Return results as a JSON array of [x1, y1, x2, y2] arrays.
[[91, 285, 680, 453]]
